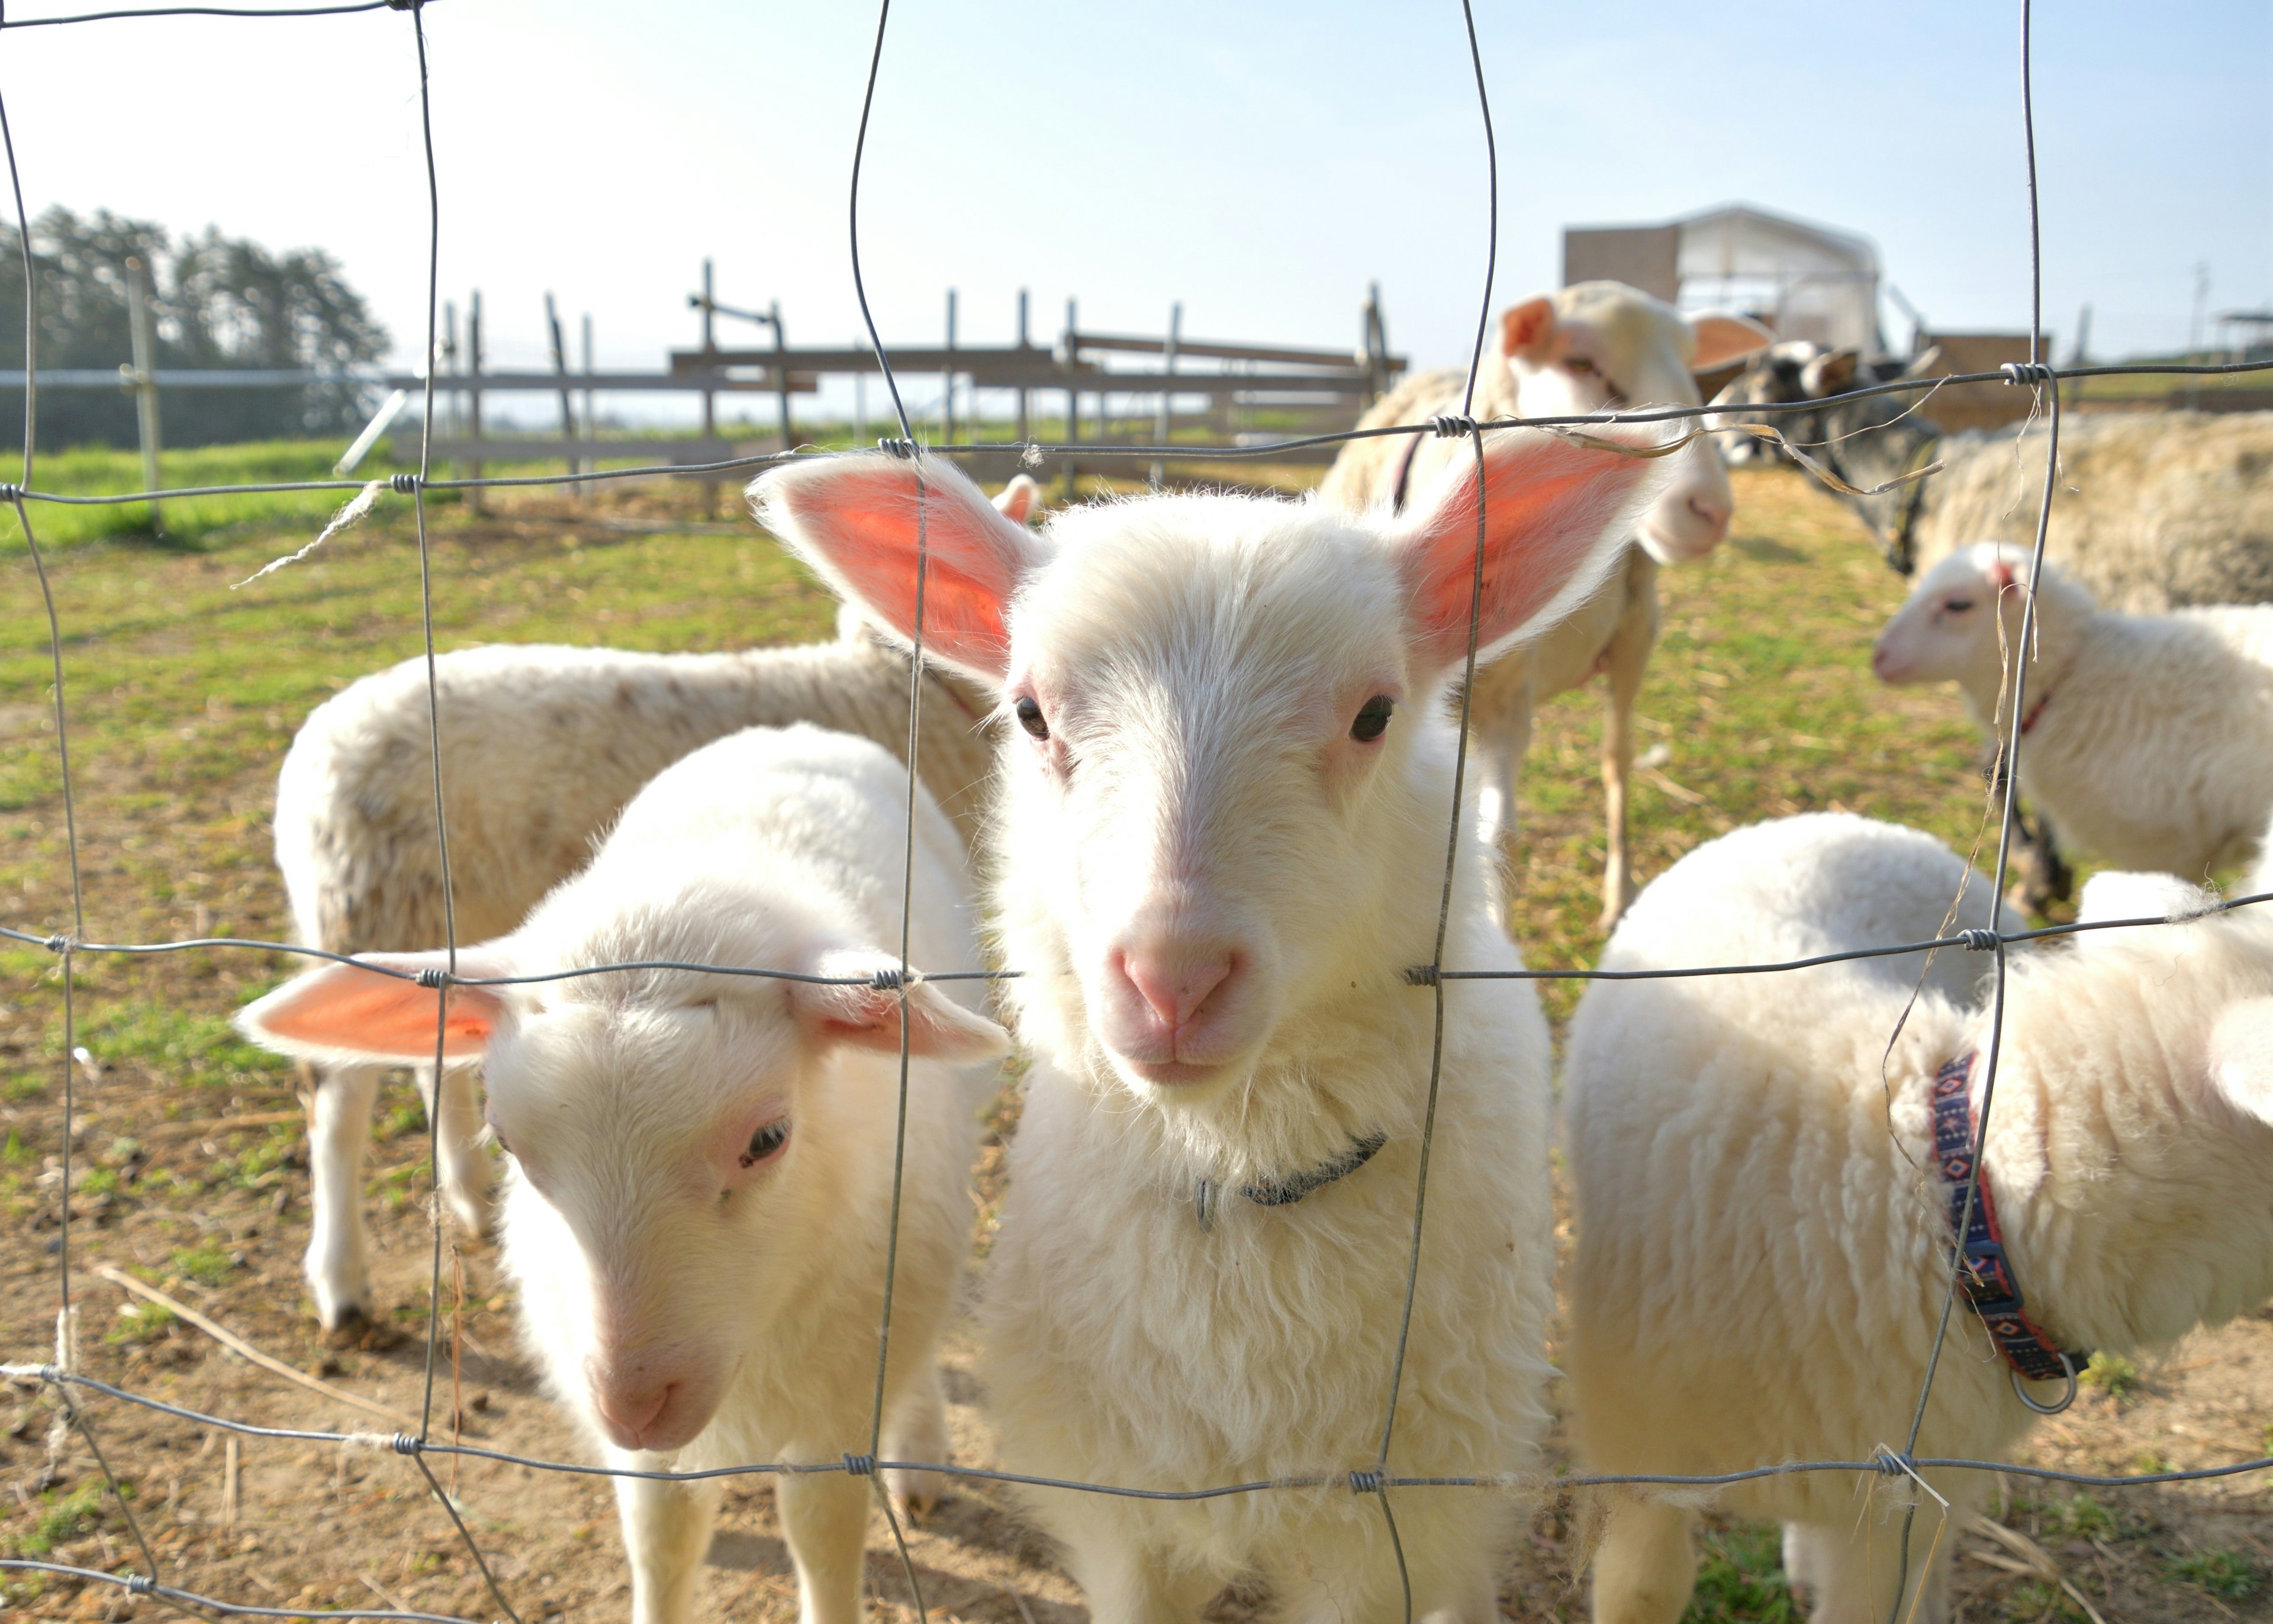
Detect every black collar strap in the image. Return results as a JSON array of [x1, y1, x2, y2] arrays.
[[1930, 1053, 2088, 1389], [1195, 1132, 1387, 1230]]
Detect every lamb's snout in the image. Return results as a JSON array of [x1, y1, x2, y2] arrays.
[[1101, 932, 1250, 1085], [585, 1351, 701, 1453], [1637, 446, 1733, 563]]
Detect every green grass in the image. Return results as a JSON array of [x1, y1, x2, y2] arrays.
[[2168, 1548, 2260, 1602], [2, 1478, 125, 1558], [2080, 1351, 2143, 1401], [168, 1239, 240, 1287], [1685, 1522, 1799, 1623], [106, 1298, 176, 1345]]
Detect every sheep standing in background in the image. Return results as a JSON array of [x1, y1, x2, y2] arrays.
[[1708, 342, 2273, 606], [1875, 542, 2273, 882], [1565, 812, 2273, 1624], [756, 430, 1670, 1620], [275, 477, 1036, 1331], [1322, 282, 1769, 927], [240, 726, 1009, 1624]]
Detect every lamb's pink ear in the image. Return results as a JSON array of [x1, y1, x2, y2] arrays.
[[792, 949, 1010, 1062], [1689, 312, 1773, 372], [235, 948, 515, 1066], [751, 453, 1046, 684], [992, 474, 1042, 526], [1499, 296, 1560, 365], [1388, 426, 1670, 679], [2206, 997, 2273, 1127]]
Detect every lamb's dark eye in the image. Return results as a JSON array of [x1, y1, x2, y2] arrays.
[[1015, 695, 1049, 740], [1351, 695, 1395, 742], [1943, 597, 1973, 614], [740, 1120, 790, 1169]]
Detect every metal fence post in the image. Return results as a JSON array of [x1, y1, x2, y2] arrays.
[[942, 288, 957, 447], [467, 289, 485, 515], [545, 292, 578, 499], [580, 312, 594, 495], [771, 299, 790, 453], [1062, 297, 1080, 500], [122, 256, 162, 532], [1151, 299, 1181, 489], [1016, 287, 1031, 446]]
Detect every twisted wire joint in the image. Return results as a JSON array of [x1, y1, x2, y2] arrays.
[[2001, 362, 2056, 386], [125, 1574, 154, 1595], [389, 1432, 424, 1454], [868, 967, 907, 991], [1348, 1470, 1386, 1494], [388, 472, 420, 494], [876, 438, 918, 460], [842, 1452, 877, 1476], [1956, 929, 2001, 952], [1428, 414, 1479, 439], [43, 933, 71, 953], [1403, 965, 1440, 987], [414, 966, 450, 989]]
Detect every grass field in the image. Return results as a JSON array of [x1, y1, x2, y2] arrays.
[[2, 445, 2268, 1623]]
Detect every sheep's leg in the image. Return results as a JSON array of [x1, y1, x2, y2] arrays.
[[775, 1471, 871, 1624], [1589, 1497, 1696, 1624], [1596, 575, 1659, 932], [1269, 1496, 1502, 1622], [1462, 650, 1535, 861], [305, 1062, 382, 1329], [1782, 1516, 1952, 1624], [880, 1362, 949, 1519], [614, 1470, 722, 1624], [1054, 1524, 1215, 1624], [413, 1061, 494, 1238]]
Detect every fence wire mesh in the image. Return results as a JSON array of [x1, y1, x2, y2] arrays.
[[2, 1, 2272, 1621]]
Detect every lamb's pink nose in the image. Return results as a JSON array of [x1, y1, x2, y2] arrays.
[[1119, 945, 1237, 1035], [588, 1366, 676, 1449], [1686, 488, 1731, 543]]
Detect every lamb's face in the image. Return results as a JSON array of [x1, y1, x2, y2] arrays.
[[487, 991, 808, 1456], [1873, 546, 2026, 688], [1499, 285, 1749, 565], [1002, 500, 1414, 1105]]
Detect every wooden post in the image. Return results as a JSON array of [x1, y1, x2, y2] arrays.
[[545, 292, 578, 498], [1016, 288, 1031, 445], [855, 372, 868, 447], [580, 312, 594, 494], [771, 299, 790, 452], [1363, 281, 1389, 404], [942, 288, 957, 447], [1151, 300, 1181, 489], [123, 256, 163, 531], [1061, 298, 1080, 500], [700, 262, 717, 516], [442, 300, 459, 440], [466, 291, 485, 514]]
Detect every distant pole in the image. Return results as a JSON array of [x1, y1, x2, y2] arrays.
[[467, 290, 485, 514], [943, 288, 957, 446], [700, 259, 717, 439], [1151, 300, 1181, 489], [1016, 287, 1031, 444], [122, 256, 163, 532], [1062, 297, 1080, 500], [2188, 262, 2210, 411], [2065, 302, 2091, 410], [580, 312, 594, 494], [546, 291, 578, 498], [442, 300, 460, 440], [855, 372, 868, 447], [771, 299, 791, 452]]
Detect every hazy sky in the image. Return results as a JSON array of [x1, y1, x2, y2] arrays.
[[2, 1, 2264, 403]]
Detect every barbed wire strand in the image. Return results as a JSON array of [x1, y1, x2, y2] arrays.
[[846, 4, 932, 1617], [1886, 5, 2063, 1619], [1367, 0, 1502, 1614]]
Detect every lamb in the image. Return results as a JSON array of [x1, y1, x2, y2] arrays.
[[1709, 343, 2273, 608], [754, 428, 1672, 1619], [275, 476, 1034, 1331], [239, 724, 1009, 1624], [1874, 542, 2273, 882], [1320, 282, 1769, 926], [1563, 810, 2273, 1623]]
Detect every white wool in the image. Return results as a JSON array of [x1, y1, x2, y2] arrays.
[[753, 433, 1672, 1618], [1319, 282, 1759, 928], [1876, 541, 2273, 879], [243, 726, 1004, 1624], [1563, 812, 2273, 1624], [271, 625, 998, 1330]]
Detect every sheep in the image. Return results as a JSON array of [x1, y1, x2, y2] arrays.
[[1563, 810, 2273, 1624], [753, 428, 1673, 1620], [239, 724, 1009, 1624], [1708, 343, 2273, 608], [1874, 542, 2273, 883], [276, 476, 1035, 1332], [1321, 282, 1770, 927]]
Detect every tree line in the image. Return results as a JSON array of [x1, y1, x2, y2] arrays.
[[0, 205, 388, 451]]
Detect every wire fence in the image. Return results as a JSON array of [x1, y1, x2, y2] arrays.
[[3, 2, 2272, 1622]]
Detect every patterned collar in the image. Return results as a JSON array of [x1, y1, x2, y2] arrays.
[[1195, 1132, 1388, 1231], [1930, 1053, 2088, 1388]]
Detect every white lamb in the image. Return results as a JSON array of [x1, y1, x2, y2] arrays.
[[1564, 811, 2273, 1624], [1874, 541, 2273, 880], [755, 428, 1671, 1619], [1321, 282, 1769, 926], [275, 477, 1034, 1330], [238, 724, 1009, 1624]]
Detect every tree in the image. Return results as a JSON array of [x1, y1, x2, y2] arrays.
[[0, 205, 389, 451]]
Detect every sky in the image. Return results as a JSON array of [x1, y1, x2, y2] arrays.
[[0, 1, 2264, 423]]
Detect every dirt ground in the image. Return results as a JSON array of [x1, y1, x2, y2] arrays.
[[3, 466, 2271, 1622]]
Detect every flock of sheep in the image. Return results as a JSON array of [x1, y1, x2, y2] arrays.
[[220, 281, 2273, 1624]]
